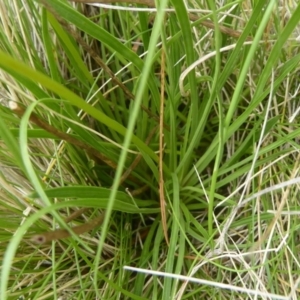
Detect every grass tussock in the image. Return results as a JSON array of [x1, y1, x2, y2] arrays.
[[1, 0, 300, 299]]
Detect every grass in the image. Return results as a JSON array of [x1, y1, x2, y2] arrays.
[[1, 0, 300, 299]]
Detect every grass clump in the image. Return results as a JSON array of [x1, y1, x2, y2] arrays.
[[1, 0, 300, 299]]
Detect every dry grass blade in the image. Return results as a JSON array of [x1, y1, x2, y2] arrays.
[[159, 47, 169, 245], [31, 213, 105, 244], [70, 0, 252, 40]]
